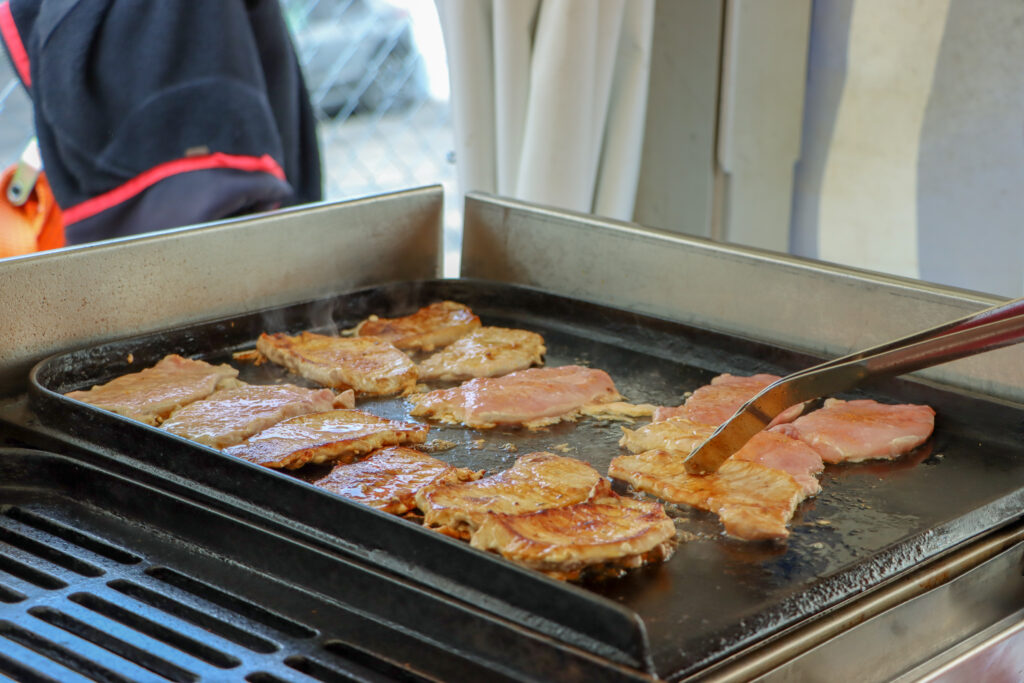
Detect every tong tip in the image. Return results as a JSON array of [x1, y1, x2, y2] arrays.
[[683, 408, 775, 474]]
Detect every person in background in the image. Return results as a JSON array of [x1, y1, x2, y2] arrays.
[[0, 0, 321, 245]]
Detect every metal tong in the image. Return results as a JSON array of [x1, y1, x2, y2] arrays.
[[684, 295, 1024, 474]]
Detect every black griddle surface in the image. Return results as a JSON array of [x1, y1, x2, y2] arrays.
[[25, 279, 1024, 679]]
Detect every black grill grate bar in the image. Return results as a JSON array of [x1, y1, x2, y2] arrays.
[[28, 605, 198, 682], [0, 619, 134, 683], [246, 674, 297, 683], [0, 552, 66, 590], [285, 654, 395, 683], [0, 649, 61, 683], [0, 525, 104, 578], [323, 640, 433, 683], [146, 566, 317, 639], [108, 579, 279, 655], [0, 582, 26, 603], [67, 591, 242, 669], [3, 507, 141, 565]]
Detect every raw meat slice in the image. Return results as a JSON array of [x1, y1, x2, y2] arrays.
[[620, 416, 716, 455], [313, 446, 481, 515], [161, 384, 349, 449], [417, 326, 546, 381], [778, 398, 935, 463], [609, 450, 805, 540], [257, 331, 417, 396], [408, 365, 622, 429], [654, 373, 803, 427], [223, 409, 428, 469], [355, 301, 481, 351], [470, 492, 677, 581], [415, 452, 610, 539], [731, 429, 824, 496], [65, 354, 241, 426]]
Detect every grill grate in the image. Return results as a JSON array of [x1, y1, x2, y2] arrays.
[[0, 505, 420, 683]]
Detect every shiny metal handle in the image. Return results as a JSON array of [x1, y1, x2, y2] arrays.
[[787, 295, 1024, 381], [859, 309, 1024, 378]]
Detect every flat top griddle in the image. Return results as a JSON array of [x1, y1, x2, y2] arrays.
[[24, 279, 1024, 680]]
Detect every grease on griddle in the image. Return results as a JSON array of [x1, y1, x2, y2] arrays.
[[423, 439, 457, 452]]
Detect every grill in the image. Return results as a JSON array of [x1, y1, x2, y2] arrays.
[[3, 188, 1024, 680], [14, 277, 1024, 679]]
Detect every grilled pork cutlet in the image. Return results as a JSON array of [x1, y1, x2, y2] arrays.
[[223, 409, 428, 469], [161, 384, 351, 449], [776, 398, 935, 463], [609, 450, 805, 540], [417, 327, 546, 381], [355, 301, 481, 351], [257, 331, 417, 396], [409, 365, 623, 429], [313, 446, 481, 515], [65, 354, 241, 426], [415, 452, 611, 539], [470, 492, 677, 581], [654, 373, 804, 426]]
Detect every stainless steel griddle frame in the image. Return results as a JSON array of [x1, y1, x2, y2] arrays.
[[2, 186, 1022, 681]]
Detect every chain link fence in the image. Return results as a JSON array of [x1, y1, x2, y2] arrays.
[[0, 60, 33, 169], [0, 0, 458, 268]]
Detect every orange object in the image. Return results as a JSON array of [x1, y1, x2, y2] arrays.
[[0, 164, 64, 258]]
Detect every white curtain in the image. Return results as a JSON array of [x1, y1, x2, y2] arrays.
[[434, 0, 655, 221], [792, 0, 1024, 297]]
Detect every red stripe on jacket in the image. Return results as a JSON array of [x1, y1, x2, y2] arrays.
[[61, 153, 287, 225], [0, 1, 30, 87]]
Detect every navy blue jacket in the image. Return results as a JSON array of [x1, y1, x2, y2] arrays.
[[0, 0, 321, 244]]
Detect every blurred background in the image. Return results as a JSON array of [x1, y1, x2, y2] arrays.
[[3, 0, 1022, 297], [0, 0, 461, 269]]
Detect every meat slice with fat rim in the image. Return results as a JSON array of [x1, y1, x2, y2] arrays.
[[409, 365, 622, 429], [223, 409, 428, 469], [355, 301, 481, 351], [776, 398, 936, 463], [65, 354, 241, 426], [257, 331, 417, 396], [579, 401, 658, 422], [417, 326, 546, 381], [160, 384, 350, 449], [415, 452, 610, 539], [313, 446, 481, 515], [730, 429, 824, 497], [609, 450, 805, 540], [470, 492, 677, 581], [654, 373, 804, 426]]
